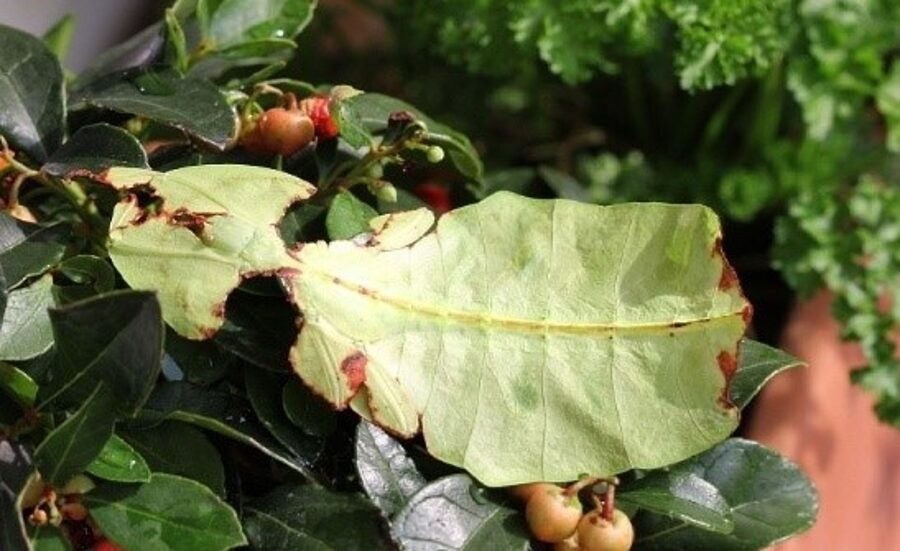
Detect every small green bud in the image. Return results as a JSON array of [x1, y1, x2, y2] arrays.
[[426, 145, 445, 163]]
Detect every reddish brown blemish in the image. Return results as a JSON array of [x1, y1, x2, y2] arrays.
[[61, 167, 112, 183], [340, 351, 367, 394], [711, 238, 739, 291], [669, 321, 688, 329], [167, 207, 209, 237], [716, 350, 738, 408], [741, 304, 754, 325]]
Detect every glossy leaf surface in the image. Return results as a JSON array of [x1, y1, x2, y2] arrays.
[[633, 438, 818, 550], [392, 474, 530, 550], [86, 473, 247, 551], [86, 434, 152, 483], [243, 484, 391, 550], [0, 24, 64, 161]]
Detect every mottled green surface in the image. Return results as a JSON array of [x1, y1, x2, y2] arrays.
[[108, 166, 749, 486]]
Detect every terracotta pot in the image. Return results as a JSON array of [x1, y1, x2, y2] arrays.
[[746, 290, 900, 550]]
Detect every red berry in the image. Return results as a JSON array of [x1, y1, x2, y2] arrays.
[[256, 108, 316, 156], [299, 96, 339, 140], [95, 538, 125, 551], [413, 182, 452, 214]]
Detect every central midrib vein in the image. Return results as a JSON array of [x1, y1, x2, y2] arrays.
[[299, 263, 744, 336]]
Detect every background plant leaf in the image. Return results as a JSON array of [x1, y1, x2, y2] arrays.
[[0, 438, 33, 551], [730, 339, 805, 409], [618, 470, 733, 533], [354, 421, 425, 517], [338, 93, 483, 181], [392, 474, 531, 551], [42, 123, 148, 178], [85, 473, 247, 551], [633, 438, 818, 550], [34, 385, 116, 486], [121, 421, 225, 496], [326, 190, 378, 241], [37, 291, 164, 416], [71, 72, 236, 150], [282, 379, 336, 438], [139, 381, 317, 479], [243, 483, 392, 550], [52, 255, 117, 305], [207, 0, 317, 48], [0, 215, 68, 289], [0, 274, 55, 361], [245, 366, 324, 461], [86, 434, 151, 483], [0, 361, 38, 407], [0, 24, 64, 162], [29, 525, 72, 551]]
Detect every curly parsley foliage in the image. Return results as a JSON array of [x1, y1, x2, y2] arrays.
[[788, 0, 899, 142], [398, 0, 790, 89], [775, 177, 900, 426], [669, 0, 793, 90]]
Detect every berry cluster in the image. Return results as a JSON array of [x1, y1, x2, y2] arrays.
[[511, 480, 634, 551]]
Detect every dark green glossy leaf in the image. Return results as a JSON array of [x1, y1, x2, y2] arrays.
[[42, 15, 75, 64], [0, 438, 33, 551], [37, 291, 164, 416], [72, 71, 235, 150], [282, 379, 336, 438], [208, 0, 317, 46], [86, 434, 151, 483], [121, 421, 225, 496], [42, 124, 148, 178], [730, 339, 805, 409], [354, 421, 425, 517], [52, 255, 116, 305], [245, 367, 324, 460], [0, 215, 68, 289], [140, 382, 317, 479], [164, 330, 232, 386], [280, 203, 326, 246], [218, 38, 296, 59], [0, 274, 54, 361], [618, 471, 733, 533], [34, 385, 116, 486], [0, 24, 64, 162], [30, 525, 72, 550], [0, 361, 38, 407], [633, 439, 818, 550], [392, 474, 531, 550], [243, 484, 391, 550], [73, 23, 165, 90], [326, 190, 378, 240], [86, 473, 247, 551], [339, 93, 483, 181]]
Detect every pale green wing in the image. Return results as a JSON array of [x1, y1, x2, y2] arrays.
[[284, 192, 749, 486], [107, 165, 315, 338]]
